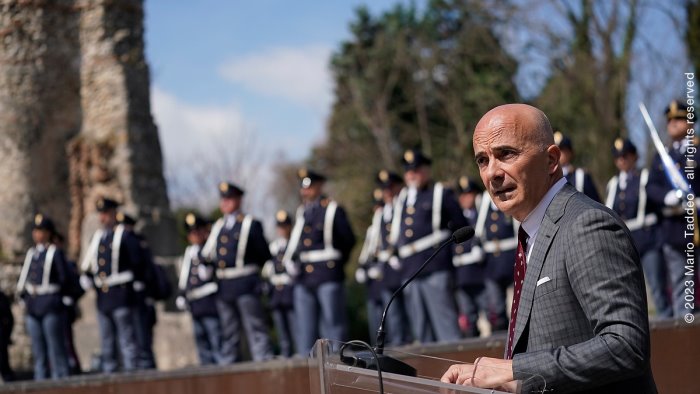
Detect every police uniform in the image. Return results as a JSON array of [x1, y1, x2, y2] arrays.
[[52, 233, 84, 375], [80, 198, 144, 372], [374, 171, 413, 347], [555, 131, 601, 202], [118, 213, 158, 370], [391, 150, 465, 343], [202, 182, 273, 363], [261, 211, 296, 358], [284, 169, 356, 355], [16, 215, 71, 379], [475, 193, 518, 331], [646, 100, 699, 317], [177, 213, 221, 365], [452, 176, 487, 337], [605, 138, 670, 318], [355, 190, 386, 346]]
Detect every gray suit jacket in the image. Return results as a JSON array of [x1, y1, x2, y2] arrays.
[[512, 184, 657, 393]]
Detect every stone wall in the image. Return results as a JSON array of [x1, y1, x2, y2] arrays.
[[74, 0, 177, 259], [0, 0, 82, 259]]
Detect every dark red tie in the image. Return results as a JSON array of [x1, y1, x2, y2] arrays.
[[506, 226, 528, 359]]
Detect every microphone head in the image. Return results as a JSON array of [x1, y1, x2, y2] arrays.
[[452, 226, 475, 244]]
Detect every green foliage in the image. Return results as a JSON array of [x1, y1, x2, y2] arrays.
[[535, 0, 639, 188]]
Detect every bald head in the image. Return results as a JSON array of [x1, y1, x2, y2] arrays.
[[473, 104, 563, 221], [475, 104, 554, 150]]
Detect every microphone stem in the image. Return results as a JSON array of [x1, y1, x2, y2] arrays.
[[375, 237, 455, 354]]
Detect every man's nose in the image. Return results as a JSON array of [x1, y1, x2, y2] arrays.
[[485, 159, 505, 183]]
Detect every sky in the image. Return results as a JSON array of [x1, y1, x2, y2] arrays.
[[144, 0, 689, 213], [144, 0, 415, 211]]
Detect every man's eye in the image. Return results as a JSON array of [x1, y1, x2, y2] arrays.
[[476, 157, 488, 167]]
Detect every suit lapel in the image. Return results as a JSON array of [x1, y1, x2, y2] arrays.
[[513, 184, 576, 350]]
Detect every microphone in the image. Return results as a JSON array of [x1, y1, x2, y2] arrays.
[[342, 226, 475, 377]]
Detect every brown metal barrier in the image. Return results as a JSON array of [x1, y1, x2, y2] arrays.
[[1, 319, 698, 394]]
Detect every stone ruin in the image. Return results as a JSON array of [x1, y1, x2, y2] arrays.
[[0, 0, 188, 371], [0, 0, 177, 262]]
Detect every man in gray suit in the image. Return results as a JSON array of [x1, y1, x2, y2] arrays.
[[441, 104, 656, 393]]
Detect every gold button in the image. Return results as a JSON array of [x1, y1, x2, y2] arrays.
[[327, 261, 336, 269], [99, 272, 107, 278], [619, 192, 625, 199], [101, 286, 109, 293], [405, 229, 414, 237], [619, 203, 626, 210], [305, 265, 314, 273], [303, 239, 312, 247], [406, 206, 416, 215], [190, 278, 198, 285], [455, 245, 464, 254], [385, 224, 391, 231], [98, 258, 106, 265], [490, 224, 498, 233], [219, 261, 226, 268], [405, 217, 414, 226], [220, 235, 229, 243], [99, 246, 106, 253], [191, 268, 197, 274], [491, 212, 499, 220], [304, 226, 312, 233], [219, 247, 227, 256]]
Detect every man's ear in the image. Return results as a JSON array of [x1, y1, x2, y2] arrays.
[[546, 145, 561, 175]]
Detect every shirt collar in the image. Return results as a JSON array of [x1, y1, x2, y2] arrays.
[[521, 177, 567, 238]]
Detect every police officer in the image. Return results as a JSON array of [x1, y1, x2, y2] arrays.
[[16, 214, 71, 379], [647, 100, 698, 318], [118, 212, 158, 369], [475, 190, 518, 331], [176, 212, 221, 365], [284, 169, 356, 355], [391, 149, 466, 343], [605, 138, 671, 318], [261, 210, 296, 358], [51, 232, 83, 375], [0, 290, 14, 382], [375, 170, 412, 346], [355, 189, 385, 346], [555, 131, 601, 202], [202, 182, 273, 363], [80, 197, 143, 372], [453, 176, 487, 337]]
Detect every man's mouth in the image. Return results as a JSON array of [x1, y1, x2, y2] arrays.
[[492, 186, 516, 200]]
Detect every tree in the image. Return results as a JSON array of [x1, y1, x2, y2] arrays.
[[534, 0, 639, 185]]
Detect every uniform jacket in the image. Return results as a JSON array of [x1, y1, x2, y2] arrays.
[[453, 206, 485, 287], [392, 183, 466, 280], [287, 196, 356, 288], [17, 244, 71, 318], [511, 184, 656, 393], [476, 194, 518, 282], [81, 225, 145, 313], [262, 238, 294, 309], [605, 169, 660, 255], [356, 209, 385, 302], [203, 213, 271, 302], [178, 244, 218, 318], [377, 202, 402, 291], [646, 141, 699, 250]]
